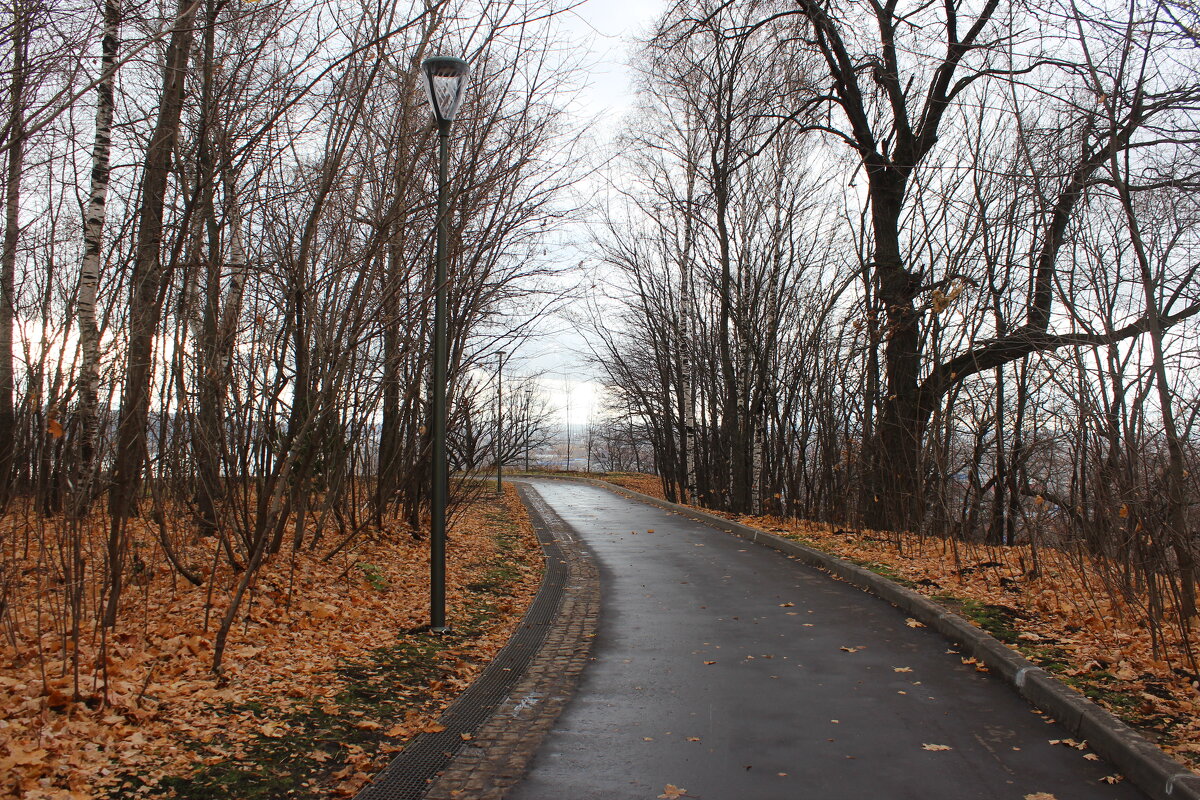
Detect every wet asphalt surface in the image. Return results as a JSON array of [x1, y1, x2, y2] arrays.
[[506, 480, 1148, 800]]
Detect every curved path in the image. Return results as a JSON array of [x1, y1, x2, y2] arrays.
[[507, 479, 1147, 800]]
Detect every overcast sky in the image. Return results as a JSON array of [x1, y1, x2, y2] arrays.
[[517, 0, 667, 426]]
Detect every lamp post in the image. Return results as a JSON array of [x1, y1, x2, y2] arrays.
[[495, 350, 505, 494], [421, 55, 470, 634], [524, 387, 533, 471]]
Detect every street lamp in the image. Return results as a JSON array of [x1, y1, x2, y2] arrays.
[[524, 387, 534, 471], [495, 350, 505, 494], [421, 55, 470, 634]]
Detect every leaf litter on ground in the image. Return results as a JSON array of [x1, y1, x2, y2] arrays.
[[0, 487, 543, 798]]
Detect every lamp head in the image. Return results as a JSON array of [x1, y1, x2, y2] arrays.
[[421, 56, 471, 123]]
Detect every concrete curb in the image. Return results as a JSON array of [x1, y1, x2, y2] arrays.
[[560, 475, 1200, 800]]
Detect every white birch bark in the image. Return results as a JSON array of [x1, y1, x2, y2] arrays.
[[74, 0, 120, 515]]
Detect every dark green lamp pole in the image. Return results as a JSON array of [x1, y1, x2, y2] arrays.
[[421, 55, 470, 633]]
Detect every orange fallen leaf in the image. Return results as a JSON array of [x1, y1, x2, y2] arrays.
[[922, 743, 952, 751], [1048, 738, 1086, 750], [0, 742, 49, 770], [658, 785, 687, 799], [259, 722, 285, 738]]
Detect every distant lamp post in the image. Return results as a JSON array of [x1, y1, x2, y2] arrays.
[[421, 55, 470, 634], [524, 388, 534, 471], [495, 350, 505, 494]]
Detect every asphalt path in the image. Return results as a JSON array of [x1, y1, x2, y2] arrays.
[[506, 479, 1148, 800]]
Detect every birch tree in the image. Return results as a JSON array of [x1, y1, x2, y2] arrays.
[[73, 0, 120, 516]]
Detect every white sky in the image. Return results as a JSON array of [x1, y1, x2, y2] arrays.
[[521, 0, 667, 426]]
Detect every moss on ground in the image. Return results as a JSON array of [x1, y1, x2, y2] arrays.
[[932, 595, 1022, 644]]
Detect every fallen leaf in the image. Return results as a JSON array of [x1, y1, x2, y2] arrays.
[[922, 743, 952, 751], [0, 742, 49, 770], [840, 646, 861, 653], [658, 785, 687, 799], [686, 736, 701, 742], [894, 667, 912, 672], [259, 722, 285, 738], [1024, 794, 1057, 800], [1100, 775, 1123, 784], [905, 618, 926, 628], [1048, 738, 1086, 750]]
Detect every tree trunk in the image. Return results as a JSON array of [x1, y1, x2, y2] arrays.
[[105, 0, 199, 627], [74, 0, 121, 518], [1114, 150, 1197, 624], [863, 167, 923, 532], [0, 1, 29, 508], [192, 0, 224, 540]]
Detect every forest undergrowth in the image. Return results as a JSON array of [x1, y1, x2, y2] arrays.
[[600, 472, 1200, 775], [0, 487, 543, 799]]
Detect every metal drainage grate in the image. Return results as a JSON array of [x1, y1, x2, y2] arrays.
[[355, 484, 569, 800]]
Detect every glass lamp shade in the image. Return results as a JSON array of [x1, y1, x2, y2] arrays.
[[421, 56, 471, 123]]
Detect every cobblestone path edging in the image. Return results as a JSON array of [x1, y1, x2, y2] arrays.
[[421, 483, 600, 799], [355, 482, 598, 800]]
